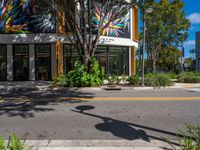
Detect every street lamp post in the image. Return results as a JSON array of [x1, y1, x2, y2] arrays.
[[141, 8, 153, 86], [181, 44, 185, 72]]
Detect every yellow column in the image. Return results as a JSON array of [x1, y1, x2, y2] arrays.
[[131, 47, 137, 75], [56, 41, 63, 74], [131, 4, 139, 75]]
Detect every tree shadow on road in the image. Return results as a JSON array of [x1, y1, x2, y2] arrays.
[[0, 89, 94, 118], [72, 105, 181, 146]]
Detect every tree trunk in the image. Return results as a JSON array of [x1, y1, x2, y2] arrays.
[[81, 51, 91, 72], [153, 59, 156, 73]]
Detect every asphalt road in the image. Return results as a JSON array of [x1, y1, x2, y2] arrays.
[[0, 88, 200, 142]]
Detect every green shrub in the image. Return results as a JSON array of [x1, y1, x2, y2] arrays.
[[145, 73, 172, 87], [165, 72, 177, 79], [164, 124, 200, 150], [53, 74, 67, 86], [127, 75, 141, 86], [0, 134, 31, 150], [178, 72, 200, 83], [107, 75, 121, 84], [53, 58, 105, 87]]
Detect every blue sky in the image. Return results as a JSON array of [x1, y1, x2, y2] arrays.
[[139, 0, 200, 58], [182, 0, 200, 58]]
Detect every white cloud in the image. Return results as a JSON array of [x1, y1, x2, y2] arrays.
[[187, 13, 200, 24], [184, 40, 195, 46]]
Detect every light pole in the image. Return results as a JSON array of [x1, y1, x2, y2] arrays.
[[141, 8, 153, 86], [181, 44, 185, 72]]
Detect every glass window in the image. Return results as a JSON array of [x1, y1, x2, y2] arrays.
[[13, 45, 29, 81], [109, 47, 129, 75], [63, 45, 79, 74], [95, 46, 129, 75], [63, 45, 129, 75], [35, 44, 51, 81], [95, 46, 108, 73], [0, 45, 7, 81]]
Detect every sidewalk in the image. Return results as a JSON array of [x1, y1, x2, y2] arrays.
[[24, 140, 175, 150], [1, 81, 200, 92]]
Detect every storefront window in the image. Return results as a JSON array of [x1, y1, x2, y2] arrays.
[[13, 45, 29, 81], [63, 45, 79, 74], [109, 47, 129, 75], [0, 45, 7, 81], [95, 46, 108, 73], [63, 44, 129, 75], [35, 44, 51, 81]]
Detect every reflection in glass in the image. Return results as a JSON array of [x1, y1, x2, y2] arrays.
[[13, 45, 29, 81], [35, 45, 51, 81], [0, 45, 7, 81], [63, 45, 79, 74]]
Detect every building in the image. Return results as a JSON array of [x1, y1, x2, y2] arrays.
[[196, 31, 200, 71], [0, 0, 138, 81]]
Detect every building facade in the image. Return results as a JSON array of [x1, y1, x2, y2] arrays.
[[196, 31, 200, 71], [0, 1, 138, 81]]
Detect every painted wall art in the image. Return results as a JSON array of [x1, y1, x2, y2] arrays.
[[0, 0, 56, 33], [93, 5, 130, 38]]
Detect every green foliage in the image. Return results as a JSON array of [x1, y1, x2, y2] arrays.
[[0, 134, 31, 150], [164, 72, 177, 79], [0, 136, 6, 150], [145, 73, 172, 87], [157, 47, 182, 73], [164, 124, 200, 150], [140, 0, 190, 72], [53, 58, 105, 87], [8, 134, 24, 150], [127, 75, 141, 86], [53, 74, 67, 86], [107, 75, 121, 85], [178, 72, 200, 83]]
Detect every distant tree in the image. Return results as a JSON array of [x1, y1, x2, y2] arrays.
[[140, 0, 190, 73], [157, 46, 182, 73], [184, 57, 195, 71]]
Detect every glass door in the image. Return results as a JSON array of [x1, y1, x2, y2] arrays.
[[13, 45, 29, 81], [0, 45, 7, 81], [35, 44, 51, 81]]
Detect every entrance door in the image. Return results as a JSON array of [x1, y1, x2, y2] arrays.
[[13, 45, 29, 81], [35, 44, 51, 81], [0, 45, 7, 81]]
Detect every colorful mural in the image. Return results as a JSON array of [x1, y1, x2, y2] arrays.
[[0, 0, 36, 33], [0, 0, 55, 33], [93, 6, 130, 38]]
